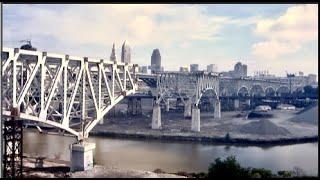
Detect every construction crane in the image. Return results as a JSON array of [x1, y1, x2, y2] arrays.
[[286, 71, 295, 78], [19, 39, 37, 51], [285, 71, 295, 94]]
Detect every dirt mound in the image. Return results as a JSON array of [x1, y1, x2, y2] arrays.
[[247, 111, 273, 119], [238, 119, 290, 136], [289, 105, 318, 125], [296, 102, 317, 115]]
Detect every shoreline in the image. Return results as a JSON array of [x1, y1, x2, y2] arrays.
[[89, 130, 318, 146], [24, 127, 318, 146], [22, 153, 186, 178]]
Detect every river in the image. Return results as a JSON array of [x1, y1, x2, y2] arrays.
[[23, 131, 318, 176]]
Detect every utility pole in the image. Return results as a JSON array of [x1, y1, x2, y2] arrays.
[[286, 71, 295, 95]]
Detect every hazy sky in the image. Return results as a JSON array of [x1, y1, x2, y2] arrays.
[[2, 4, 318, 76]]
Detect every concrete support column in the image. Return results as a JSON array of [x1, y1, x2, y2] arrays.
[[191, 107, 200, 132], [137, 98, 142, 115], [165, 99, 170, 112], [184, 100, 192, 118], [152, 105, 161, 129], [70, 142, 96, 172], [99, 117, 104, 125], [214, 99, 221, 119], [234, 99, 240, 109], [127, 98, 133, 115], [246, 99, 251, 106]]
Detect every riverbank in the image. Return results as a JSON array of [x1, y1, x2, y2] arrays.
[[22, 154, 186, 178], [90, 109, 318, 146], [89, 130, 318, 146], [26, 108, 318, 146]]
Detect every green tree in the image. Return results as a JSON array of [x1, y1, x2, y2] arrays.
[[250, 168, 273, 178], [277, 170, 293, 178], [303, 85, 317, 98], [207, 156, 250, 178], [225, 132, 230, 141]]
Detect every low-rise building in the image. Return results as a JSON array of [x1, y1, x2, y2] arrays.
[[277, 104, 296, 110], [255, 105, 272, 112]]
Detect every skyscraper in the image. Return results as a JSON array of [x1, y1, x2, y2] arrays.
[[233, 62, 247, 78], [243, 64, 247, 77], [121, 41, 131, 63], [151, 49, 161, 74], [179, 66, 189, 72], [110, 43, 116, 62], [207, 64, 218, 73], [190, 64, 199, 72]]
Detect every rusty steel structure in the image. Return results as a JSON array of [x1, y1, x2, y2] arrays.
[[3, 117, 23, 178]]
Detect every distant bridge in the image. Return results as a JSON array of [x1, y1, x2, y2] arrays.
[[137, 73, 302, 97]]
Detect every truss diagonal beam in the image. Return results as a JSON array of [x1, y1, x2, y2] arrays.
[[1, 47, 137, 140]]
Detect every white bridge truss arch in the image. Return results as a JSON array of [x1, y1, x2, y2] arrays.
[[155, 72, 219, 107], [1, 47, 138, 140]]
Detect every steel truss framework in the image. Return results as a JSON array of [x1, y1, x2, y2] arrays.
[[3, 120, 23, 178], [155, 72, 220, 106], [2, 47, 138, 140]]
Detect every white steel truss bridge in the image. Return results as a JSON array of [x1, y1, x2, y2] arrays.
[[1, 47, 138, 140]]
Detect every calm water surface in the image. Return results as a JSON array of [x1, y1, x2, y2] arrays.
[[23, 131, 318, 176]]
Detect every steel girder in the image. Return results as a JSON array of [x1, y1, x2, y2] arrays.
[[1, 47, 138, 140]]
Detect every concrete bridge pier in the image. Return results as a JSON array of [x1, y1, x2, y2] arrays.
[[70, 141, 96, 172], [184, 100, 192, 118], [191, 106, 200, 132], [99, 118, 104, 125], [165, 99, 170, 112], [246, 99, 251, 107], [234, 99, 240, 110], [152, 104, 161, 129], [214, 99, 221, 119]]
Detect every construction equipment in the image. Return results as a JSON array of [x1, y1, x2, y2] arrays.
[[19, 39, 37, 51], [286, 71, 295, 78]]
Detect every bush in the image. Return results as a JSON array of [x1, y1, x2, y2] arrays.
[[207, 156, 250, 178], [190, 172, 207, 178], [176, 171, 189, 177], [250, 168, 273, 178], [292, 166, 306, 177], [207, 156, 314, 178], [251, 172, 261, 178], [277, 170, 293, 178], [153, 168, 165, 174], [225, 133, 230, 140]]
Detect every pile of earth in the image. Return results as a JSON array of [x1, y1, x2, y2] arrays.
[[246, 111, 273, 119], [238, 119, 290, 136], [289, 104, 318, 125]]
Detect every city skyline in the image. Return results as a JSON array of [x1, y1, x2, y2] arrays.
[[3, 4, 318, 77]]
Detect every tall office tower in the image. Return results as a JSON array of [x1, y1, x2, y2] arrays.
[[151, 49, 161, 74], [207, 64, 218, 73], [139, 66, 148, 74], [179, 66, 189, 72], [234, 62, 248, 78], [151, 49, 161, 73], [242, 64, 247, 77], [121, 41, 131, 63], [190, 64, 199, 72], [110, 43, 116, 62]]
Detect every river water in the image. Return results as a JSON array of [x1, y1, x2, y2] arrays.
[[23, 131, 318, 176]]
